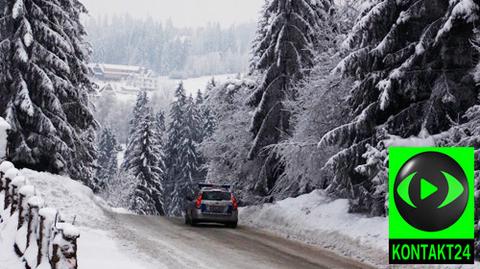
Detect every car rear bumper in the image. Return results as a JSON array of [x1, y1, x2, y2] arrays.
[[191, 209, 238, 223]]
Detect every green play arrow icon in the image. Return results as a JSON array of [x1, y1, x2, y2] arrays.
[[438, 171, 464, 208], [420, 178, 438, 200]]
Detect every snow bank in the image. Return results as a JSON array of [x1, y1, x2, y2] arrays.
[[0, 117, 10, 160], [240, 190, 388, 266], [13, 168, 149, 269], [19, 169, 110, 227], [78, 227, 149, 269], [240, 191, 480, 268]]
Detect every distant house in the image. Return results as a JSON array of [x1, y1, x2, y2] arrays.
[[89, 63, 160, 92], [90, 63, 144, 81]]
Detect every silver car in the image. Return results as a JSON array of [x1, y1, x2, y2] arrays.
[[184, 185, 238, 228]]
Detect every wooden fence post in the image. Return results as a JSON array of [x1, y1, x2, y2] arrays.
[[37, 208, 58, 268], [22, 196, 44, 269], [10, 176, 27, 216], [3, 168, 19, 210], [14, 185, 35, 257], [0, 162, 14, 224], [52, 223, 80, 269], [0, 161, 14, 194], [17, 185, 35, 229]]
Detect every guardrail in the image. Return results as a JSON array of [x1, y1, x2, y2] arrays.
[[0, 161, 80, 269]]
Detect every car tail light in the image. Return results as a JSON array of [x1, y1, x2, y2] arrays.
[[231, 194, 238, 210], [195, 194, 203, 209]]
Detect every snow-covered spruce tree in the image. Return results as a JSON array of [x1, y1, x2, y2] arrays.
[[124, 106, 166, 215], [168, 95, 202, 216], [122, 90, 149, 170], [247, 0, 334, 160], [206, 77, 216, 92], [0, 0, 98, 186], [319, 0, 480, 215], [196, 88, 217, 142], [201, 104, 217, 141], [164, 83, 187, 213], [128, 90, 148, 139], [155, 110, 166, 134], [94, 127, 120, 193], [266, 2, 359, 199], [194, 90, 205, 142], [431, 45, 480, 256]]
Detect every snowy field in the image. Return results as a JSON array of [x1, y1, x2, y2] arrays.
[[168, 74, 238, 95], [105, 73, 238, 102]]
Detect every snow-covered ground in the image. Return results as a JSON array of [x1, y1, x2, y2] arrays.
[[240, 190, 389, 266], [0, 169, 150, 269], [166, 73, 237, 95], [240, 191, 480, 268], [100, 73, 238, 102]]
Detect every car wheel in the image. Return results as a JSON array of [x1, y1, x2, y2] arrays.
[[184, 214, 190, 225], [226, 222, 237, 229], [190, 219, 198, 227]]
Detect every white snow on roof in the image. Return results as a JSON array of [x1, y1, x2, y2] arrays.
[[94, 63, 143, 72]]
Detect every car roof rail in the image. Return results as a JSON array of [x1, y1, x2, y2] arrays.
[[198, 183, 231, 190]]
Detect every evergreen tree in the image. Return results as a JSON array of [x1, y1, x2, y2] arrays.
[[247, 0, 334, 159], [195, 89, 204, 106], [123, 90, 149, 169], [155, 110, 166, 134], [164, 83, 187, 212], [165, 83, 187, 171], [95, 127, 120, 193], [319, 0, 480, 215], [0, 0, 98, 186], [168, 96, 201, 216], [128, 90, 148, 138], [202, 107, 217, 140], [125, 107, 166, 215], [206, 77, 216, 92]]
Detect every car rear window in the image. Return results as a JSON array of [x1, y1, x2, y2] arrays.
[[202, 191, 231, 201]]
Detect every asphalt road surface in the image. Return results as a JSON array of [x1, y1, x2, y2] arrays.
[[108, 213, 376, 269]]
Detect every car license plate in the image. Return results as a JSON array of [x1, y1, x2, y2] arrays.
[[208, 205, 224, 213]]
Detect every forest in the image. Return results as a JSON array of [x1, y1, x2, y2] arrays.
[[85, 16, 256, 78]]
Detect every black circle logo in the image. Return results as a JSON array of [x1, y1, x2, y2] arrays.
[[394, 152, 468, 231]]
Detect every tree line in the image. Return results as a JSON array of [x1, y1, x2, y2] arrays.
[[85, 16, 256, 78], [96, 81, 216, 216]]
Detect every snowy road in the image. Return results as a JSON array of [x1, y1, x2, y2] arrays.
[[106, 212, 375, 269]]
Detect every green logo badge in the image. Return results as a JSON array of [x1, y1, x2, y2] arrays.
[[389, 147, 474, 264]]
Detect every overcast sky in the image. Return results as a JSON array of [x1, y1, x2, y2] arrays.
[[80, 0, 264, 28]]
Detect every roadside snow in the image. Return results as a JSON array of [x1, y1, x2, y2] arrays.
[[1, 168, 149, 269], [78, 227, 149, 269], [240, 191, 480, 268], [240, 190, 388, 266]]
